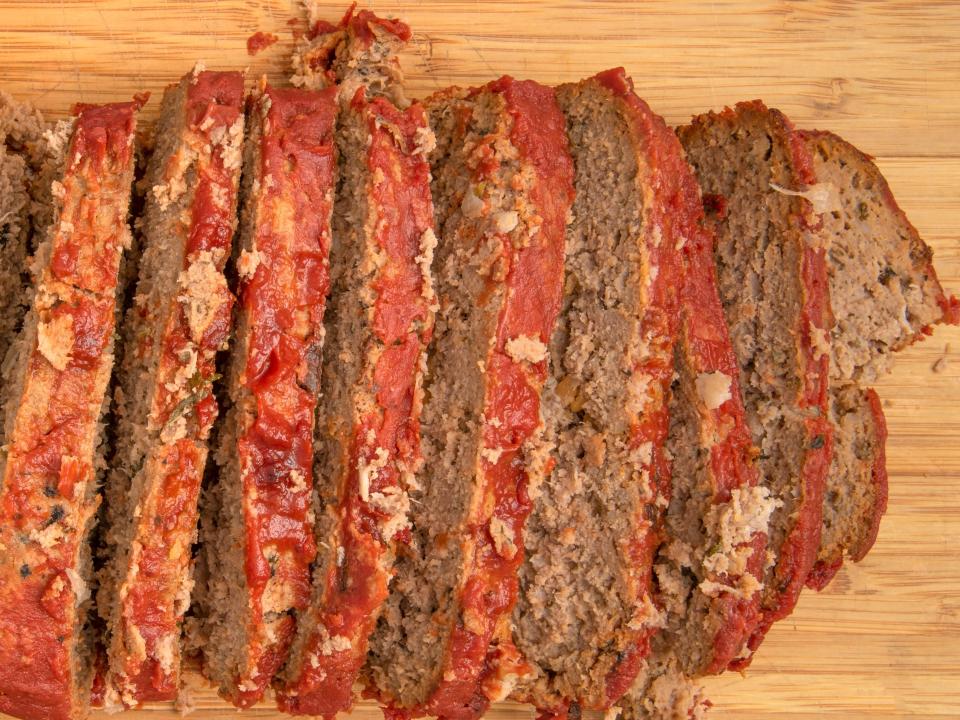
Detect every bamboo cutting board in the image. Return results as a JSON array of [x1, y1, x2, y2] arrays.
[[2, 2, 959, 718]]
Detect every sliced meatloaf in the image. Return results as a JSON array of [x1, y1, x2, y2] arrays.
[[677, 101, 834, 669], [806, 386, 887, 590], [97, 69, 244, 709], [195, 83, 338, 708], [277, 86, 436, 719], [0, 93, 46, 381], [0, 100, 139, 720], [292, 3, 411, 105], [506, 69, 684, 717], [363, 76, 573, 720], [792, 130, 957, 587], [799, 130, 958, 385]]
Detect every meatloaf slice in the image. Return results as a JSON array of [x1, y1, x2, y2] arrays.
[[364, 77, 573, 719], [507, 69, 684, 716], [97, 69, 244, 709], [0, 93, 46, 384], [0, 100, 139, 720], [677, 101, 833, 669], [194, 83, 338, 708], [292, 3, 411, 106], [791, 130, 956, 587], [806, 387, 887, 590], [800, 130, 958, 385], [276, 87, 436, 718]]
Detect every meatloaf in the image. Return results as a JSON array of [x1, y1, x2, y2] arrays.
[[194, 83, 338, 708], [97, 69, 243, 709], [363, 76, 573, 720], [505, 69, 684, 717], [277, 88, 436, 719], [0, 100, 139, 720], [793, 130, 957, 587], [677, 101, 834, 668], [0, 93, 46, 382]]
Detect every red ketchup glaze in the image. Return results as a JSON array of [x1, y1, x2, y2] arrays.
[[590, 68, 685, 708], [111, 71, 243, 706], [277, 91, 435, 718], [0, 103, 138, 720], [728, 101, 834, 671], [226, 84, 338, 708], [247, 30, 279, 56], [419, 77, 574, 720]]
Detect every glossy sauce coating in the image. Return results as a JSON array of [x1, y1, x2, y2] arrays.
[[277, 90, 435, 718], [229, 84, 338, 708], [0, 100, 138, 720], [108, 71, 243, 706]]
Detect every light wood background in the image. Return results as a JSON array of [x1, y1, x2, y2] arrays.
[[2, 1, 958, 718]]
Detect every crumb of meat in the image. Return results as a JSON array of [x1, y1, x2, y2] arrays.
[[209, 117, 244, 172], [368, 485, 411, 540], [154, 633, 178, 674], [493, 210, 519, 234], [178, 250, 228, 341], [415, 227, 438, 303], [695, 371, 732, 411], [191, 60, 206, 81], [237, 248, 262, 280], [702, 485, 780, 585], [461, 186, 484, 218], [153, 146, 195, 210], [288, 469, 308, 494], [505, 334, 547, 364], [627, 592, 667, 631], [64, 567, 89, 607], [480, 446, 504, 465], [358, 447, 390, 502], [413, 125, 437, 155], [43, 119, 75, 161], [604, 706, 622, 720], [811, 325, 830, 361], [36, 310, 75, 372], [489, 516, 517, 559], [160, 414, 188, 444]]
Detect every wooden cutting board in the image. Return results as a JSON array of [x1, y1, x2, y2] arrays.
[[2, 2, 958, 718]]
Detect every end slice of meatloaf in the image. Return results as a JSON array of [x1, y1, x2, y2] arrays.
[[677, 101, 833, 669], [97, 70, 244, 709], [790, 130, 956, 588], [195, 83, 338, 709], [799, 129, 959, 385], [508, 69, 683, 717], [363, 76, 573, 720], [0, 93, 46, 385], [806, 386, 887, 591], [276, 88, 436, 718], [293, 3, 412, 106], [0, 100, 139, 720]]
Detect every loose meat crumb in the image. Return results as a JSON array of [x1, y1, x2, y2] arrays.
[[505, 334, 547, 364], [36, 310, 75, 371], [695, 370, 732, 410]]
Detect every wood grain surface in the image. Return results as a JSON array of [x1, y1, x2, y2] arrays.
[[2, 2, 958, 718]]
